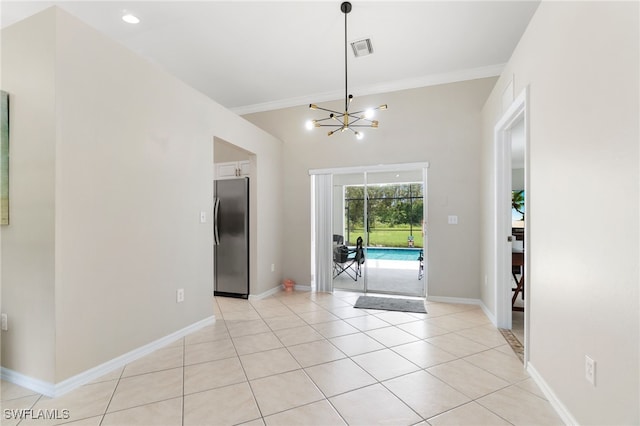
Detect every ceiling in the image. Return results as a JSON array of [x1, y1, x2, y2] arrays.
[[1, 1, 540, 115]]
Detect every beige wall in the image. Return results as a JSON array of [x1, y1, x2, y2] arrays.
[[214, 137, 251, 163], [0, 9, 57, 382], [480, 2, 639, 424], [245, 78, 496, 300], [512, 169, 524, 191], [1, 8, 284, 383]]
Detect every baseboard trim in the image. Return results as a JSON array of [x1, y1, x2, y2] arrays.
[[478, 302, 496, 325], [249, 285, 282, 300], [248, 284, 312, 301], [427, 295, 480, 305], [1, 315, 216, 398], [527, 362, 578, 425], [0, 368, 55, 397], [426, 295, 496, 325], [293, 284, 312, 292]]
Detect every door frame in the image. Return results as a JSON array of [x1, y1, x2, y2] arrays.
[[494, 87, 530, 362]]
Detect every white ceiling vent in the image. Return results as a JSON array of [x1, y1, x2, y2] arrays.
[[350, 38, 373, 57]]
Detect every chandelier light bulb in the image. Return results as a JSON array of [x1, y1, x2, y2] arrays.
[[305, 120, 314, 130], [304, 2, 387, 140], [122, 13, 140, 24]]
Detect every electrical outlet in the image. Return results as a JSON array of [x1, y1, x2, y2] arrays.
[[585, 355, 596, 386], [176, 288, 185, 303], [448, 215, 458, 225], [200, 211, 206, 223], [1, 313, 7, 331]]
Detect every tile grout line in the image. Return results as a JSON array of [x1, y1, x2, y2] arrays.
[[332, 297, 436, 423], [97, 362, 125, 425], [181, 336, 186, 426], [9, 290, 548, 425], [220, 300, 268, 425], [262, 294, 430, 424], [257, 294, 358, 423], [253, 294, 364, 425], [319, 291, 531, 424], [14, 392, 44, 426]]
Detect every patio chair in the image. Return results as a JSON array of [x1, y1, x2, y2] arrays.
[[333, 236, 365, 281]]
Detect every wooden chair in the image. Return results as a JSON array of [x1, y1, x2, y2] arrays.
[[512, 251, 524, 312]]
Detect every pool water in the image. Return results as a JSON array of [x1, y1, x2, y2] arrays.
[[365, 247, 422, 261]]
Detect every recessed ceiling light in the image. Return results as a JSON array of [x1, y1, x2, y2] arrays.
[[122, 13, 140, 24]]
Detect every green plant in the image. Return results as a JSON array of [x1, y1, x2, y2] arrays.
[[344, 183, 424, 247], [512, 190, 525, 220], [350, 226, 423, 248]]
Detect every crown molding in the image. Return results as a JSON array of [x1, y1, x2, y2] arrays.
[[232, 63, 505, 116]]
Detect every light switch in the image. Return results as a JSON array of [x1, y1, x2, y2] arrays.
[[448, 215, 458, 225], [200, 211, 206, 223]]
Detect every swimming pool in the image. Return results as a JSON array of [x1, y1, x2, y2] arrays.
[[365, 247, 422, 261]]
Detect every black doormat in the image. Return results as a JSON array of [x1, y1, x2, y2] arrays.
[[354, 296, 427, 314]]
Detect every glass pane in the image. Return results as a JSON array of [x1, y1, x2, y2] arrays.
[[365, 170, 425, 296]]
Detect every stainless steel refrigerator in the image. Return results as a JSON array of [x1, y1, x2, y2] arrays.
[[213, 178, 249, 298]]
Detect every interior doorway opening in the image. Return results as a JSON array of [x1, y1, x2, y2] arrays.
[[213, 137, 256, 297], [493, 87, 529, 362], [510, 118, 526, 344]]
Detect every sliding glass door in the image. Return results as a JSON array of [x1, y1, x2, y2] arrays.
[[326, 165, 427, 297], [365, 170, 425, 297]]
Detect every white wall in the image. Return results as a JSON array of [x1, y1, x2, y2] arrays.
[[0, 9, 57, 382], [480, 2, 638, 424], [512, 168, 524, 191], [245, 78, 496, 300], [1, 7, 284, 384]]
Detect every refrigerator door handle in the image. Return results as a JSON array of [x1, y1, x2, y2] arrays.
[[213, 197, 220, 245]]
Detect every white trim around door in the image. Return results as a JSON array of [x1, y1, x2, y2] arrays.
[[494, 87, 530, 363]]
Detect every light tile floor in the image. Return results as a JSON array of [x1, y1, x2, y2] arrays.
[[1, 290, 563, 426]]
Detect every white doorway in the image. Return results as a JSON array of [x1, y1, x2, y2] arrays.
[[510, 119, 526, 344], [494, 88, 530, 362]]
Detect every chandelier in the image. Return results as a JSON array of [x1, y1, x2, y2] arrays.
[[306, 1, 387, 140]]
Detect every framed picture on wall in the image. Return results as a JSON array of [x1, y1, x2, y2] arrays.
[[1, 90, 9, 225]]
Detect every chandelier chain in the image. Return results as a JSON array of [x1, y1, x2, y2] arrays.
[[306, 1, 387, 139]]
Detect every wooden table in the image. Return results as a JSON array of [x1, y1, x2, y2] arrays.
[[512, 251, 524, 312]]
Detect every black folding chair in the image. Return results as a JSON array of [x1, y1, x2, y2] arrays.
[[333, 236, 365, 281]]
